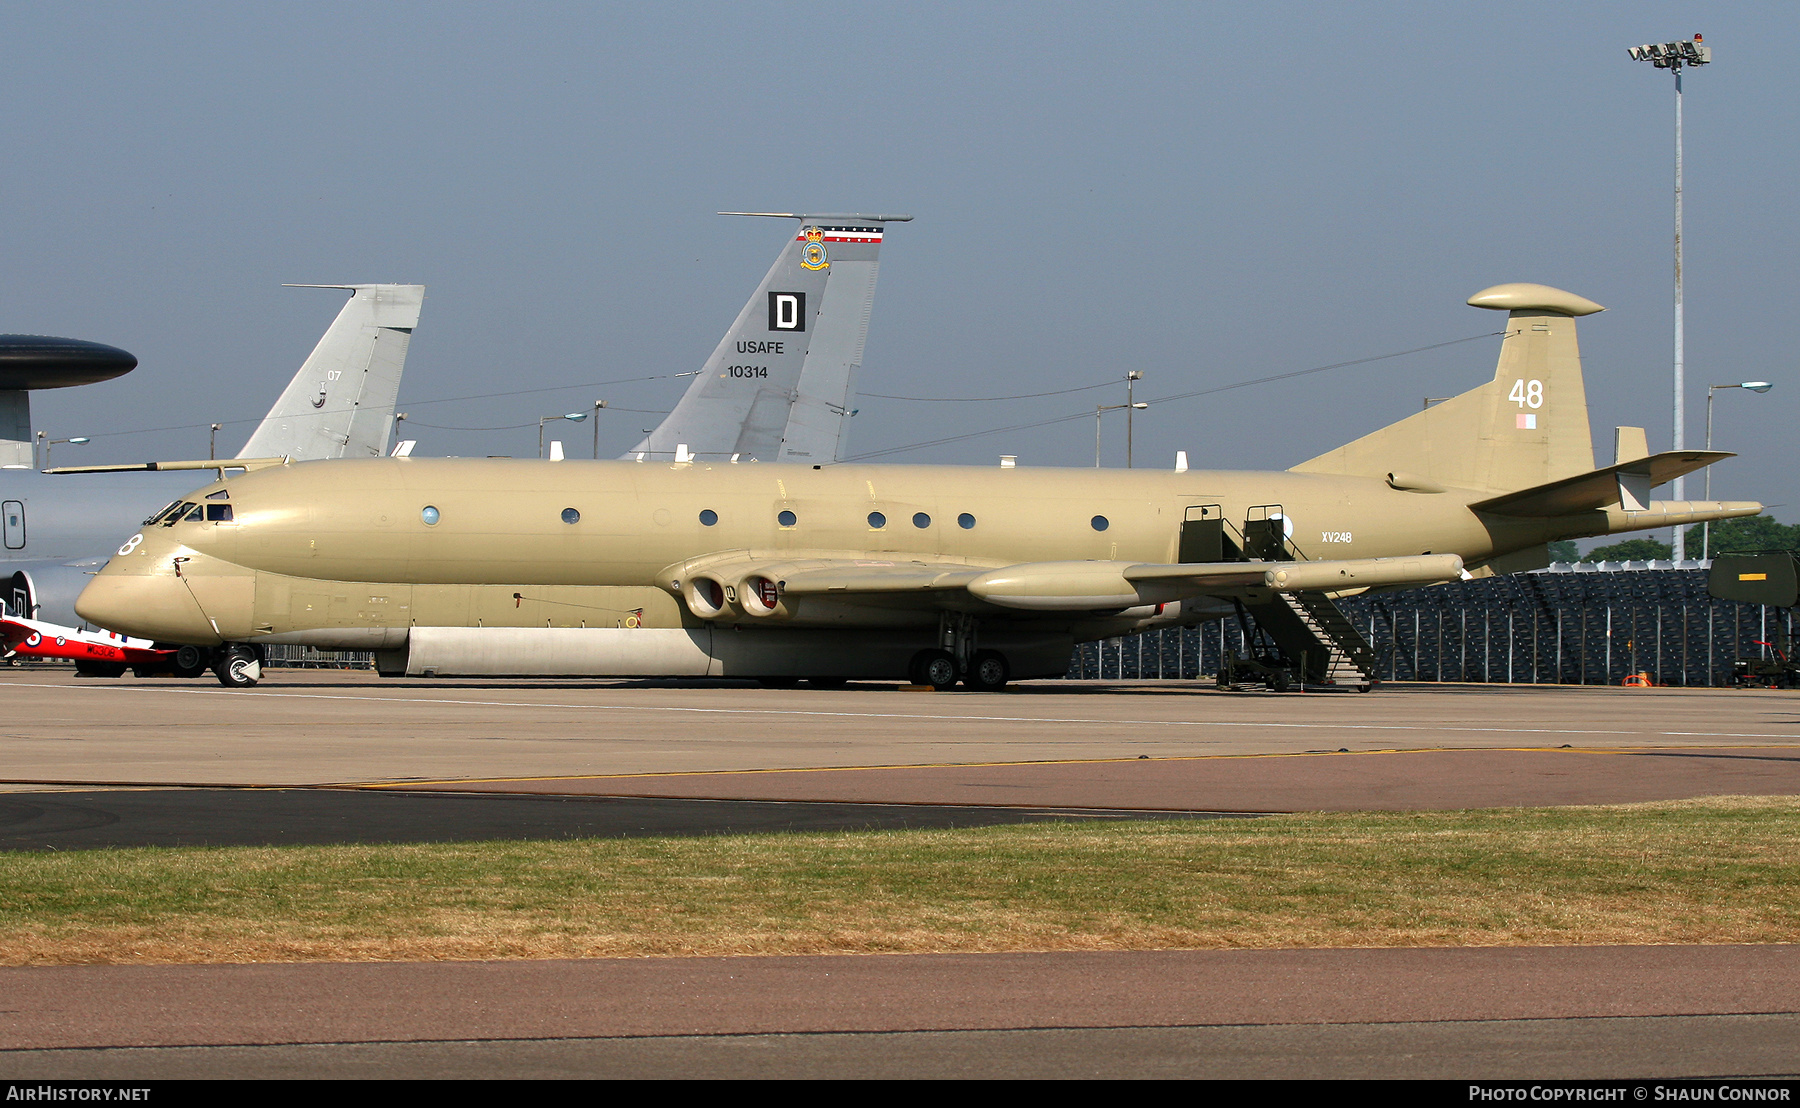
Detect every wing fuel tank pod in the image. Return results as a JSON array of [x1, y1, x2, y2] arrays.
[[967, 562, 1145, 611], [1263, 555, 1463, 592]]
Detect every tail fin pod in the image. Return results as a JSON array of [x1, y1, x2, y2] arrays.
[[1291, 283, 1603, 493], [631, 213, 908, 464], [237, 284, 425, 461]]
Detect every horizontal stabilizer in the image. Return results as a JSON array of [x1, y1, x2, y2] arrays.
[[1472, 451, 1732, 517], [46, 457, 289, 476]]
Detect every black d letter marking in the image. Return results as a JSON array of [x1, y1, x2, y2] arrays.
[[768, 291, 806, 332]]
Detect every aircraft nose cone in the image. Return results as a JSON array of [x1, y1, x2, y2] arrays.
[[77, 535, 227, 646], [76, 574, 222, 645]]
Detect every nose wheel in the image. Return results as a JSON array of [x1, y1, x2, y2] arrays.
[[214, 644, 263, 688]]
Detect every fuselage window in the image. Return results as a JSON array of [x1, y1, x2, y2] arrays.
[[163, 502, 196, 527], [1091, 515, 1110, 531], [421, 506, 440, 526], [867, 511, 886, 529], [561, 508, 580, 524], [958, 513, 976, 529], [777, 510, 797, 527], [699, 509, 718, 526], [205, 504, 233, 522], [912, 512, 931, 528], [182, 505, 205, 523], [2, 500, 22, 550]]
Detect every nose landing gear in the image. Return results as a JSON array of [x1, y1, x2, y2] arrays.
[[213, 644, 263, 688]]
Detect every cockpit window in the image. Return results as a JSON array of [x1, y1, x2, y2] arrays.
[[205, 490, 229, 501], [205, 504, 234, 522], [162, 502, 197, 526], [182, 504, 205, 523], [144, 501, 182, 526]]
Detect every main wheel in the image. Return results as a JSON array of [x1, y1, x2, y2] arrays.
[[215, 645, 261, 688], [171, 644, 208, 679], [917, 649, 959, 691], [964, 649, 1009, 691]]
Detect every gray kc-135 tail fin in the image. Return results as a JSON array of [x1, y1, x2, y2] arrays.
[[630, 212, 909, 465], [237, 284, 425, 461]]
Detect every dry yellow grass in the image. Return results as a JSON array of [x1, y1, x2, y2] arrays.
[[2, 796, 1796, 965]]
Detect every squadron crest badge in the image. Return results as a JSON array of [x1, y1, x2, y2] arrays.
[[799, 226, 830, 271]]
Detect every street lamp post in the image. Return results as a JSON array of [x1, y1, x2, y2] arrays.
[[1702, 380, 1772, 559], [41, 436, 89, 469], [209, 424, 223, 460], [1125, 371, 1143, 468], [591, 400, 607, 459], [538, 411, 589, 458], [1629, 33, 1711, 561], [1095, 402, 1148, 467]]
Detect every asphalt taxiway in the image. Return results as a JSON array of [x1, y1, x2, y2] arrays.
[[2, 669, 1796, 1078]]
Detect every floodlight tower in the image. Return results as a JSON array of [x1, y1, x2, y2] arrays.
[[1628, 34, 1711, 561]]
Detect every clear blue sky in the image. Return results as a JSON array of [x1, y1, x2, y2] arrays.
[[4, 2, 1792, 520]]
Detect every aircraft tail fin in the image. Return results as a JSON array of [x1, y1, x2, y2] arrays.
[[630, 213, 909, 464], [1291, 283, 1603, 494], [236, 284, 425, 461]]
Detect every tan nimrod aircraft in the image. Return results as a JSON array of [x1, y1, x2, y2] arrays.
[[76, 283, 1758, 690]]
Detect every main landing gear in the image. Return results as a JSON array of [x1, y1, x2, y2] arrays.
[[908, 613, 1011, 691]]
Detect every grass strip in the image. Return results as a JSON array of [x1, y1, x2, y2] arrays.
[[2, 796, 1797, 965]]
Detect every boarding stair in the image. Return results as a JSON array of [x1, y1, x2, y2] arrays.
[[1246, 590, 1379, 690], [1184, 503, 1378, 691]]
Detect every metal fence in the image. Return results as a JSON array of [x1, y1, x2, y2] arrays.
[[1066, 564, 1793, 687], [262, 644, 375, 670]]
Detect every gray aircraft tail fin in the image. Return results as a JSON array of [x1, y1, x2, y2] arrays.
[[630, 213, 908, 464], [1291, 283, 1603, 494], [236, 284, 425, 461]]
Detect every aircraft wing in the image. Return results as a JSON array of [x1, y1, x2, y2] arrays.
[[665, 552, 1463, 618], [0, 613, 170, 664]]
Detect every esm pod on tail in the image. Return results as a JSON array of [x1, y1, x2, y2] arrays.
[[79, 283, 1759, 689]]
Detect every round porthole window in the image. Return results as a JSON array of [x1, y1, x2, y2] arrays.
[[778, 509, 797, 527], [868, 511, 886, 528], [1091, 515, 1109, 531], [561, 508, 580, 524], [958, 513, 976, 529], [699, 509, 718, 526], [421, 506, 440, 526], [912, 512, 931, 528]]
